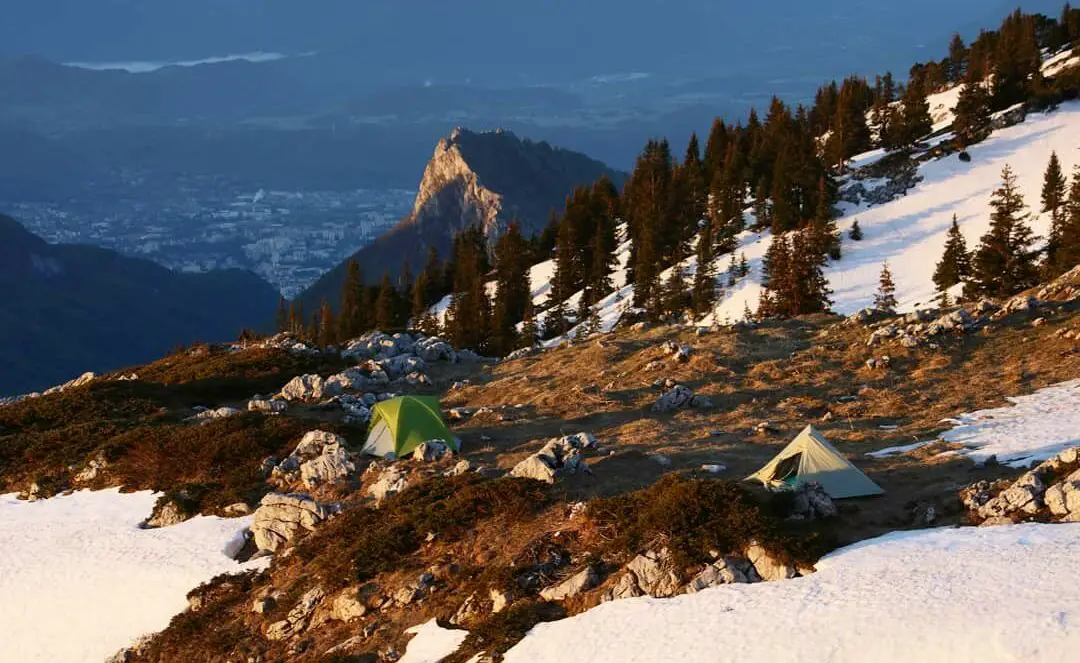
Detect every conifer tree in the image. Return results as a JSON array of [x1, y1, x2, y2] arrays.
[[739, 253, 750, 277], [289, 300, 304, 336], [275, 296, 288, 333], [691, 220, 716, 317], [870, 72, 897, 150], [445, 233, 491, 351], [972, 165, 1040, 297], [1049, 166, 1080, 278], [948, 33, 969, 83], [520, 298, 539, 349], [727, 253, 738, 287], [898, 71, 933, 147], [374, 273, 398, 331], [809, 177, 841, 260], [318, 299, 337, 347], [849, 220, 863, 241], [789, 232, 833, 315], [759, 235, 792, 318], [491, 222, 532, 356], [933, 215, 972, 298], [953, 73, 992, 148], [703, 118, 729, 183], [874, 262, 898, 313], [338, 260, 365, 341], [662, 265, 689, 319], [307, 312, 318, 343], [1042, 151, 1068, 274]]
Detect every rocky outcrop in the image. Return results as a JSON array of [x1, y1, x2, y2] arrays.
[[607, 549, 682, 600], [685, 557, 760, 592], [145, 499, 190, 528], [789, 482, 838, 520], [185, 406, 240, 425], [961, 448, 1080, 525], [744, 541, 798, 581], [266, 587, 326, 641], [252, 493, 334, 553], [509, 434, 598, 484], [248, 397, 288, 414], [280, 374, 327, 402], [540, 566, 600, 601], [651, 385, 712, 413], [367, 464, 411, 502], [661, 341, 693, 363]]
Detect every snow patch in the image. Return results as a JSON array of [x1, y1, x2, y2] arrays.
[[0, 489, 266, 663], [400, 619, 469, 663], [503, 523, 1080, 663]]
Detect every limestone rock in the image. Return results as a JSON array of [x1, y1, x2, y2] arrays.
[[266, 587, 325, 641], [489, 588, 512, 613], [661, 341, 693, 363], [744, 541, 797, 582], [185, 406, 241, 425], [145, 499, 189, 528], [790, 481, 838, 520], [413, 440, 452, 462], [539, 566, 600, 602], [509, 434, 596, 484], [685, 557, 758, 592], [248, 397, 288, 414], [330, 588, 368, 622], [252, 493, 333, 553], [625, 549, 682, 598], [651, 385, 710, 413], [280, 374, 327, 402], [367, 464, 411, 502]]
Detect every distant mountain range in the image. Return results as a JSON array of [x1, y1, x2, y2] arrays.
[[0, 214, 279, 395], [297, 128, 624, 309]]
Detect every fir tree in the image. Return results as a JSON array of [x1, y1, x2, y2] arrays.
[[759, 235, 792, 318], [897, 70, 933, 147], [338, 260, 365, 341], [789, 232, 833, 315], [953, 73, 992, 148], [972, 165, 1040, 297], [662, 265, 689, 319], [874, 262, 898, 313], [933, 215, 972, 298], [849, 220, 863, 241], [520, 298, 539, 349], [727, 253, 738, 287], [1050, 166, 1080, 278], [691, 220, 717, 317], [948, 33, 969, 83], [1042, 151, 1068, 275], [491, 222, 532, 356], [809, 177, 841, 260], [374, 273, 398, 331], [318, 299, 337, 347], [738, 253, 750, 278], [275, 296, 288, 333]]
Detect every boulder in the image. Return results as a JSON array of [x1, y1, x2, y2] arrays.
[[413, 440, 451, 462], [367, 465, 410, 502], [252, 493, 333, 553], [625, 549, 682, 598], [540, 566, 600, 601], [661, 341, 693, 363], [509, 454, 557, 484], [185, 406, 240, 425], [145, 498, 189, 528], [393, 573, 434, 606], [266, 587, 325, 641], [790, 481, 838, 520], [248, 398, 288, 414], [509, 434, 597, 484], [744, 541, 797, 582], [282, 431, 356, 490], [280, 374, 327, 402], [329, 588, 368, 623], [489, 588, 512, 614], [685, 557, 759, 592], [416, 337, 458, 363], [651, 385, 709, 413], [603, 571, 645, 602]]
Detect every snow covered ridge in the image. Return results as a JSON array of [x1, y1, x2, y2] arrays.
[[495, 524, 1080, 663], [0, 370, 137, 407], [0, 489, 265, 663]]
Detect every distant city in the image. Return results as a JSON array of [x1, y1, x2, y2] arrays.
[[5, 178, 414, 297]]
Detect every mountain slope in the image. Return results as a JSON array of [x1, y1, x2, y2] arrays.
[[0, 214, 280, 395], [298, 128, 622, 308]]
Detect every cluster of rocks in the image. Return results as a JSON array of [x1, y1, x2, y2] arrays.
[[860, 307, 982, 348], [960, 447, 1080, 526], [509, 433, 599, 484], [232, 333, 320, 356], [184, 406, 241, 425], [651, 379, 712, 413], [268, 430, 358, 492], [248, 396, 289, 414], [0, 370, 98, 407], [661, 341, 693, 363], [450, 403, 529, 423], [839, 159, 923, 207]]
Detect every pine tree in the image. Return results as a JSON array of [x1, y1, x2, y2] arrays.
[[870, 72, 897, 150], [953, 73, 992, 148], [874, 262, 898, 313], [972, 165, 1040, 297], [374, 273, 398, 331], [849, 220, 863, 241], [727, 253, 738, 287], [809, 177, 841, 260], [520, 298, 539, 349], [338, 260, 365, 341], [275, 296, 288, 333], [789, 232, 833, 315], [691, 220, 716, 317], [948, 33, 969, 83], [318, 299, 337, 347], [662, 265, 689, 319], [1050, 166, 1080, 278], [898, 70, 933, 147], [491, 222, 532, 356], [759, 235, 792, 318], [739, 253, 750, 277], [1042, 151, 1068, 274], [933, 215, 972, 298]]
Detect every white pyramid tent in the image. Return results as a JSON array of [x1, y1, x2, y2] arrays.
[[746, 425, 884, 499]]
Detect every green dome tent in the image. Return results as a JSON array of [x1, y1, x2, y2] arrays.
[[362, 396, 459, 459], [746, 425, 884, 499]]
